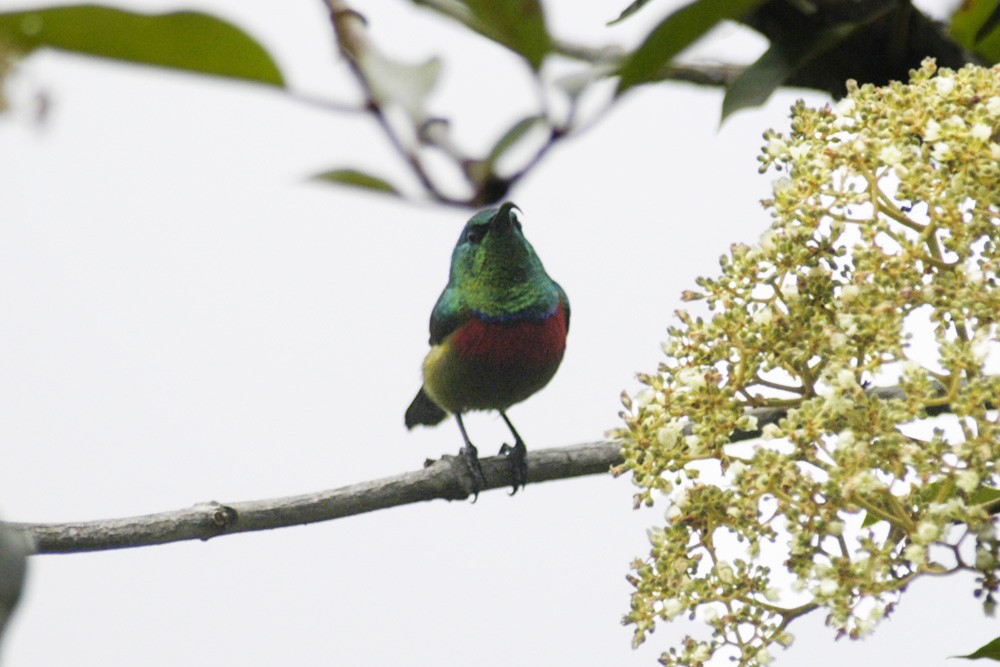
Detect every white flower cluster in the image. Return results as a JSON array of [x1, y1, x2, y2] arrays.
[[617, 61, 1000, 666]]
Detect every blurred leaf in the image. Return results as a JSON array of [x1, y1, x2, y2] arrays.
[[486, 115, 544, 166], [358, 51, 441, 122], [950, 0, 1000, 64], [970, 485, 1000, 505], [554, 63, 617, 101], [0, 5, 283, 86], [0, 523, 29, 643], [920, 478, 956, 504], [913, 479, 1000, 507], [955, 635, 1000, 660], [617, 0, 766, 94], [863, 482, 1000, 530], [458, 0, 552, 69], [975, 3, 1000, 42], [313, 169, 401, 196], [721, 22, 856, 121], [608, 0, 657, 26]]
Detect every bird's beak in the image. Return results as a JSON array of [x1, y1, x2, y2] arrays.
[[491, 202, 518, 236]]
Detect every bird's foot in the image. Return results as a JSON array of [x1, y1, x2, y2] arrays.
[[460, 444, 486, 501], [498, 440, 528, 495]]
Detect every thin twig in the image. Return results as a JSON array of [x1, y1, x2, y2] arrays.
[[282, 90, 367, 115]]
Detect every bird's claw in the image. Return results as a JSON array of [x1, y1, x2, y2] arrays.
[[460, 444, 486, 501], [499, 440, 528, 495]]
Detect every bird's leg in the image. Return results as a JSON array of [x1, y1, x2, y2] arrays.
[[455, 414, 486, 500], [498, 411, 528, 495]]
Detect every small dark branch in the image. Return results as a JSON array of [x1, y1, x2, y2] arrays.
[[373, 108, 465, 206], [727, 405, 786, 440], [656, 62, 746, 87], [283, 91, 366, 115], [11, 441, 624, 555], [502, 125, 564, 197], [553, 39, 623, 64], [500, 94, 619, 202]]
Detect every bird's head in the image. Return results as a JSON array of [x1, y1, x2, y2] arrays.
[[448, 202, 552, 316]]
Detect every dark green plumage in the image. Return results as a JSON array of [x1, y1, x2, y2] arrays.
[[428, 204, 568, 342]]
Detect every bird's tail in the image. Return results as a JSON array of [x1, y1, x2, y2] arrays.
[[405, 387, 448, 428]]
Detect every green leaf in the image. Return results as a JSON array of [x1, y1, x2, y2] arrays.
[[950, 0, 1000, 65], [312, 169, 401, 196], [458, 0, 552, 70], [0, 5, 283, 86], [608, 0, 657, 26], [975, 3, 1000, 42], [955, 635, 1000, 660], [920, 478, 957, 504], [486, 115, 544, 166], [970, 485, 1000, 505], [721, 22, 856, 121], [864, 482, 1000, 529], [617, 0, 766, 94], [358, 51, 441, 122]]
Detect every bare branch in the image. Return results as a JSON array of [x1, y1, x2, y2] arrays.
[[7, 382, 965, 556], [11, 441, 622, 555]]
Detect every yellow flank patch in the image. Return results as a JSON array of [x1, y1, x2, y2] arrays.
[[421, 337, 463, 414]]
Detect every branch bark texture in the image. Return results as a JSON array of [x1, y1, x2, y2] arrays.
[[12, 441, 622, 555], [9, 385, 956, 556]]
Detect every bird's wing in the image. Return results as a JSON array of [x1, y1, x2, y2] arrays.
[[428, 286, 468, 345], [555, 281, 570, 333]]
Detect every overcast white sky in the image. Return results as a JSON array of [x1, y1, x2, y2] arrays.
[[0, 0, 995, 665]]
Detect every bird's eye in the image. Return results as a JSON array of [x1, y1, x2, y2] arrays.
[[465, 225, 486, 244], [509, 206, 523, 230]]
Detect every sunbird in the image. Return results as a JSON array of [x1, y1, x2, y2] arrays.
[[405, 202, 569, 496]]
